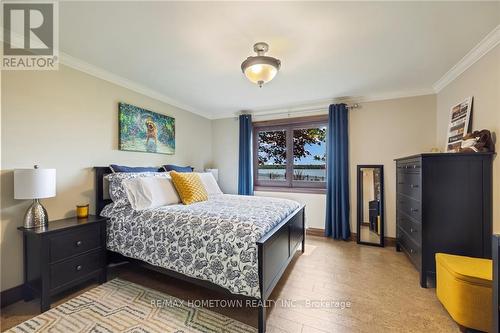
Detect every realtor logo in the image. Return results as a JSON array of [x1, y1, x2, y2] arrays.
[[2, 1, 58, 70]]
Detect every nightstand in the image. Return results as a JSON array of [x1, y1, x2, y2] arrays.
[[18, 215, 107, 312]]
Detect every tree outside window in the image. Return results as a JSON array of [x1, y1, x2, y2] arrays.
[[253, 116, 327, 191]]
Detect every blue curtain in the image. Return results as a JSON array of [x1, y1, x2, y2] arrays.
[[238, 114, 253, 195], [325, 104, 350, 240]]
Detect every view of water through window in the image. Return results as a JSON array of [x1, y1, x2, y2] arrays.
[[257, 126, 327, 182]]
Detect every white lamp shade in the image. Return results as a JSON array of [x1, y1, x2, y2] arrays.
[[14, 168, 56, 199]]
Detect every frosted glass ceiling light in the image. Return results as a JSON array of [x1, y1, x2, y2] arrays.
[[241, 42, 281, 87]]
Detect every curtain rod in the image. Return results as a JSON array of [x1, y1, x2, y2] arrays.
[[249, 103, 360, 118]]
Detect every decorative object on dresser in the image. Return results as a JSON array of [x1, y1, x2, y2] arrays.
[[14, 166, 56, 229], [493, 234, 500, 333], [357, 165, 384, 247], [445, 96, 473, 152], [18, 215, 107, 312], [459, 129, 495, 153], [395, 152, 493, 288]]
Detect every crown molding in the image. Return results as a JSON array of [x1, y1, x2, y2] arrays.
[[59, 52, 209, 119], [210, 88, 435, 120], [433, 25, 500, 93], [0, 30, 209, 118]]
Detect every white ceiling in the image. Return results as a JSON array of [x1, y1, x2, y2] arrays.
[[59, 1, 500, 119]]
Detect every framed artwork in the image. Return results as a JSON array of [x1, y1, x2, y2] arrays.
[[119, 102, 175, 154], [445, 97, 473, 152]]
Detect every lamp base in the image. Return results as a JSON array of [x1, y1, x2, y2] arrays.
[[24, 199, 48, 229]]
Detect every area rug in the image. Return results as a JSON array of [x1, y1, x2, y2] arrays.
[[7, 279, 256, 333]]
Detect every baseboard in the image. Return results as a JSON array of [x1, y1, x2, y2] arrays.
[[1, 284, 23, 308], [307, 228, 397, 247], [306, 228, 325, 237]]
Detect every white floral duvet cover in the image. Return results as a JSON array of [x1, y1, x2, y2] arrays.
[[101, 194, 300, 298]]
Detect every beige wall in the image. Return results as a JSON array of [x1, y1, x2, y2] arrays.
[[0, 65, 213, 291], [3, 44, 496, 292], [211, 95, 437, 235], [212, 117, 239, 194], [436, 45, 500, 232], [350, 95, 437, 237]]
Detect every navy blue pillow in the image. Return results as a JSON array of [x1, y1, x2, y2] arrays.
[[163, 164, 193, 173], [110, 164, 160, 173]]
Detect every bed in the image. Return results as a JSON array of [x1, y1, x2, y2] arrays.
[[95, 167, 305, 333]]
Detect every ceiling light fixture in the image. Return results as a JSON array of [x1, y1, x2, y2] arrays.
[[241, 42, 281, 88]]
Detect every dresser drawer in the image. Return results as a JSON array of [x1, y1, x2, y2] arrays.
[[397, 159, 421, 174], [398, 214, 421, 244], [50, 250, 104, 289], [49, 224, 102, 262], [397, 172, 421, 200], [397, 227, 421, 270], [397, 195, 421, 221]]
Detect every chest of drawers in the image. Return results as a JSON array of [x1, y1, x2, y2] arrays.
[[19, 215, 107, 312], [395, 153, 493, 287]]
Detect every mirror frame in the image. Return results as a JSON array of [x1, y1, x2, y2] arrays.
[[356, 165, 385, 247]]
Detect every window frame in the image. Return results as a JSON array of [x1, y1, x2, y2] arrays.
[[252, 115, 328, 194]]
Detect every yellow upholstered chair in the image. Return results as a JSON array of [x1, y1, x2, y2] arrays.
[[436, 253, 493, 332]]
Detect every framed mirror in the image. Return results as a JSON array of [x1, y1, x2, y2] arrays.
[[357, 165, 384, 247]]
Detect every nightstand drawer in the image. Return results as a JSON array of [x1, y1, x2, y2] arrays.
[[50, 250, 104, 289], [50, 224, 102, 262]]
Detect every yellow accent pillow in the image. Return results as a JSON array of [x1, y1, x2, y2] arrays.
[[170, 171, 208, 205]]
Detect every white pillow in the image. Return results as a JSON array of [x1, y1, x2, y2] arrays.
[[122, 177, 180, 210], [197, 172, 223, 195]]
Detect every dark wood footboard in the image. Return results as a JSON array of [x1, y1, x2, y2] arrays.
[[94, 167, 305, 333], [257, 205, 305, 332]]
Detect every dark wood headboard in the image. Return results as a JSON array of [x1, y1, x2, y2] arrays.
[[95, 167, 113, 216]]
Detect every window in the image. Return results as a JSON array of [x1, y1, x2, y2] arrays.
[[253, 115, 328, 192]]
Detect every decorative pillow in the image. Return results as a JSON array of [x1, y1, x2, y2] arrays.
[[170, 171, 208, 205], [106, 172, 168, 207], [110, 164, 161, 173], [122, 177, 180, 210], [197, 172, 223, 195], [162, 164, 193, 173]]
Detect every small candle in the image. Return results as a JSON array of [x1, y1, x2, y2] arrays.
[[76, 204, 89, 219]]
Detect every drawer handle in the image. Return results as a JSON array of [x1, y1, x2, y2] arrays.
[[398, 182, 404, 185], [410, 227, 416, 233], [76, 240, 83, 247], [411, 208, 419, 212], [410, 184, 419, 188], [76, 265, 83, 271]]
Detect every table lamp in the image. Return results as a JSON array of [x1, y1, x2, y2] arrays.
[[14, 165, 56, 228]]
